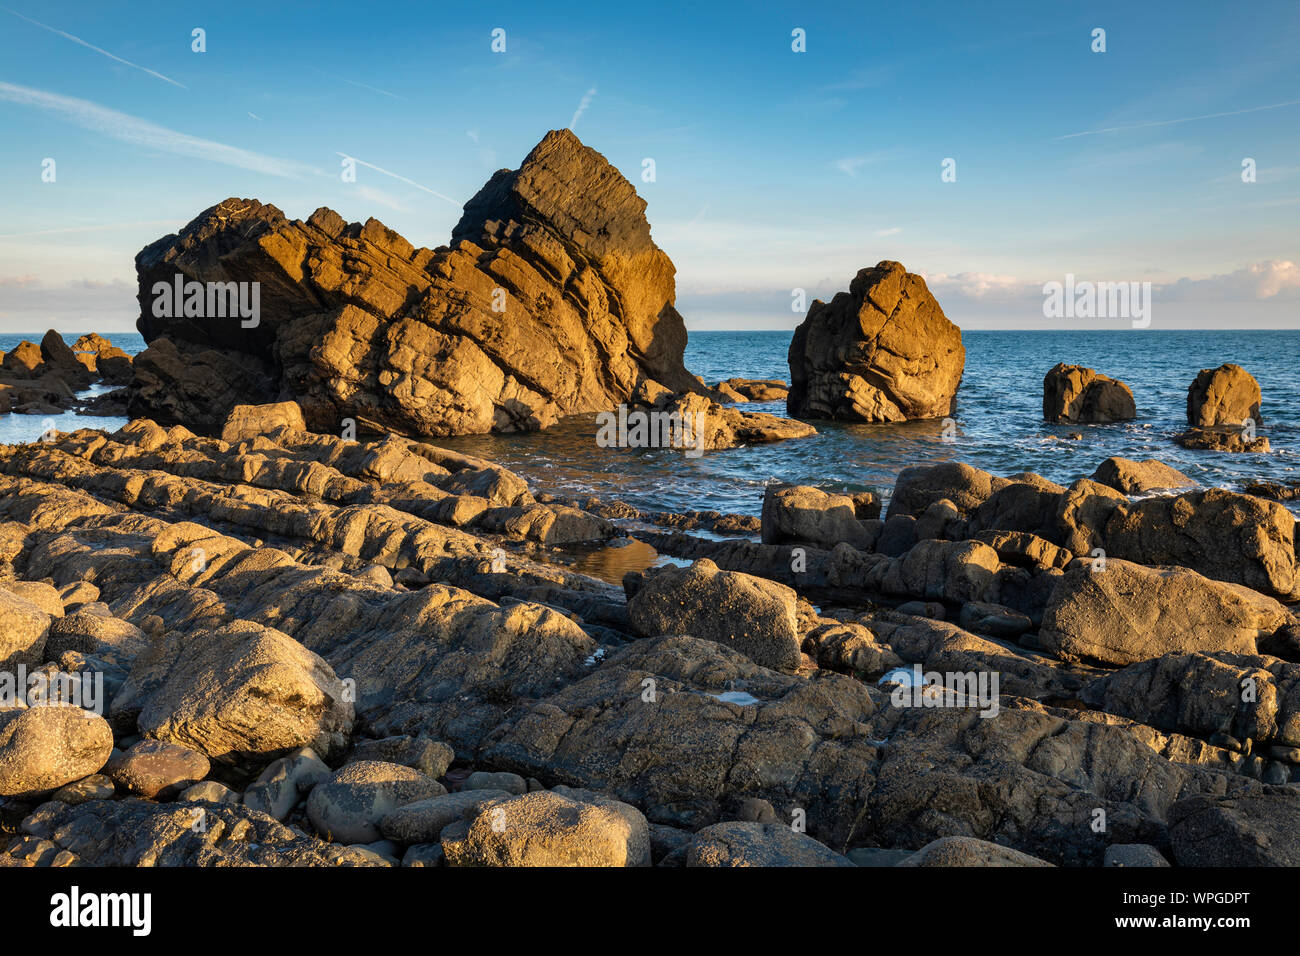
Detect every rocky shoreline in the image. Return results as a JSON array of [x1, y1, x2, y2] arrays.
[[1, 407, 1298, 867], [1, 129, 1295, 869]]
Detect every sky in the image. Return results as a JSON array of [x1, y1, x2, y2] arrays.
[[0, 0, 1297, 334]]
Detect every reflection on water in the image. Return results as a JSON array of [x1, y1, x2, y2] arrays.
[[567, 537, 691, 585]]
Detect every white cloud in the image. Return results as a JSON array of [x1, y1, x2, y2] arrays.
[[0, 82, 318, 178]]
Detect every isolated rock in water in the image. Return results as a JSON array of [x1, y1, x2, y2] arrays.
[[642, 392, 816, 450], [1, 340, 43, 379], [1042, 363, 1136, 424], [441, 789, 651, 867], [1187, 363, 1262, 427], [130, 129, 701, 436], [626, 558, 801, 670], [40, 330, 93, 390], [898, 836, 1054, 867], [1039, 559, 1289, 666], [220, 401, 307, 442], [718, 378, 788, 401], [1090, 457, 1193, 494], [0, 707, 114, 798], [761, 484, 879, 550], [1169, 790, 1300, 866], [73, 332, 133, 385], [114, 620, 354, 767], [686, 822, 855, 867], [787, 261, 964, 422], [1175, 425, 1269, 454]]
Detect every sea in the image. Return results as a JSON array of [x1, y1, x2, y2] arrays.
[[5, 329, 1298, 517]]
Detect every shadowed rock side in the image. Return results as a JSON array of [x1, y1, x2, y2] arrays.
[[1043, 363, 1137, 424], [787, 261, 965, 423], [127, 130, 702, 437]]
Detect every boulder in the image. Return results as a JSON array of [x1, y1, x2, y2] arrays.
[[1042, 363, 1136, 424], [686, 821, 854, 867], [113, 619, 354, 768], [220, 401, 307, 442], [1175, 425, 1269, 453], [1091, 457, 1193, 494], [1187, 364, 1261, 427], [348, 736, 453, 778], [1169, 789, 1300, 866], [106, 739, 211, 799], [39, 330, 93, 390], [626, 558, 801, 670], [718, 378, 787, 401], [307, 760, 446, 843], [761, 484, 879, 550], [898, 836, 1053, 867], [379, 789, 513, 844], [0, 588, 52, 671], [440, 789, 651, 867], [129, 130, 704, 436], [0, 707, 114, 798], [887, 462, 1001, 520], [1039, 559, 1289, 666], [787, 261, 964, 422], [242, 747, 333, 820]]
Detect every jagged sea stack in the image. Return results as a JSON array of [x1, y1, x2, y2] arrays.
[[786, 261, 964, 422], [127, 130, 701, 436]]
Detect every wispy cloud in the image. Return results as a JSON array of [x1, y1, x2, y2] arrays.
[[833, 154, 886, 177], [248, 112, 262, 121], [569, 87, 597, 131], [876, 227, 902, 237], [342, 77, 406, 101], [336, 153, 459, 205], [354, 185, 411, 213], [2, 7, 186, 88], [1057, 99, 1300, 139], [0, 219, 183, 240], [0, 82, 318, 178]]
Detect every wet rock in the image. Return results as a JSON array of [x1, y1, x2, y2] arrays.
[[1091, 457, 1193, 495], [686, 821, 854, 867], [306, 760, 446, 843], [718, 378, 788, 401], [644, 392, 816, 450], [106, 739, 210, 799], [627, 558, 801, 670], [787, 261, 964, 422], [1042, 363, 1136, 424], [1187, 364, 1262, 427], [1040, 559, 1288, 666], [1175, 425, 1269, 453], [441, 789, 651, 867], [0, 707, 114, 798]]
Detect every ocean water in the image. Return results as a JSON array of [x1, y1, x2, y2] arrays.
[[4, 329, 1297, 517]]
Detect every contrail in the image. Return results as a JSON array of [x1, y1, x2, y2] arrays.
[[1058, 99, 1300, 139], [569, 87, 596, 131], [0, 82, 318, 178], [2, 7, 186, 88], [0, 219, 183, 239], [336, 153, 459, 205], [342, 78, 406, 101]]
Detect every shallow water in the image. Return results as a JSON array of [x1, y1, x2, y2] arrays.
[[6, 329, 1298, 518]]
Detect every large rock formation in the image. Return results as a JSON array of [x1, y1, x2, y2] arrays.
[[786, 261, 964, 422], [1187, 364, 1262, 427], [126, 130, 701, 437], [1042, 363, 1136, 424]]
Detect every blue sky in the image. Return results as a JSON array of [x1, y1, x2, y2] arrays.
[[0, 0, 1297, 334]]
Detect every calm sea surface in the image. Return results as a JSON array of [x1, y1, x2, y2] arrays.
[[5, 329, 1298, 516]]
